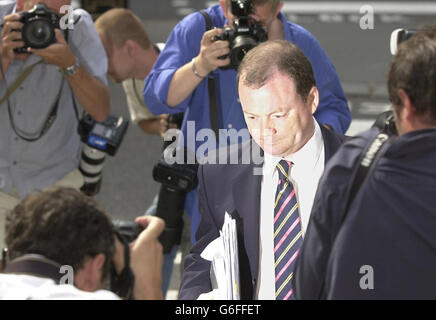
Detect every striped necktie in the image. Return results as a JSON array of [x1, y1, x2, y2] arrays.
[[274, 160, 303, 300]]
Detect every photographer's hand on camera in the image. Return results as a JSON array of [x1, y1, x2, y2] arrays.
[[29, 28, 75, 69], [197, 28, 231, 74], [28, 28, 110, 122], [113, 216, 165, 300], [166, 28, 230, 107], [0, 14, 25, 78]]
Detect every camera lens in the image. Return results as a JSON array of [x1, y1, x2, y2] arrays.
[[230, 35, 257, 68], [79, 145, 106, 196], [22, 18, 55, 49]]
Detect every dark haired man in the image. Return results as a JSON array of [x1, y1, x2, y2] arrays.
[[0, 187, 164, 300], [143, 0, 351, 247], [294, 25, 436, 299], [179, 40, 345, 300]]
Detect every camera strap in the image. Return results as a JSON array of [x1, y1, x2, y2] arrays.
[[1, 26, 75, 142], [0, 60, 43, 105], [316, 130, 395, 299], [342, 130, 395, 224], [7, 75, 65, 142], [3, 254, 64, 284], [110, 230, 135, 300], [200, 10, 220, 139]]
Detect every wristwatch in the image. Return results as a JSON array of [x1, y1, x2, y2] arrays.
[[60, 59, 80, 77]]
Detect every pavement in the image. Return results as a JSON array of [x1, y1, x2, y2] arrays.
[[87, 1, 435, 299]]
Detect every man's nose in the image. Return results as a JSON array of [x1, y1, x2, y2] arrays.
[[261, 117, 276, 135]]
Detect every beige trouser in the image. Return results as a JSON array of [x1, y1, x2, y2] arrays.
[[0, 169, 84, 252]]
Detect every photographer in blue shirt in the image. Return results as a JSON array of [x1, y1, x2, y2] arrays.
[[143, 0, 351, 243]]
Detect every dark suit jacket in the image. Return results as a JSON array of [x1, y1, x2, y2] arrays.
[[179, 124, 345, 300], [295, 128, 436, 299]]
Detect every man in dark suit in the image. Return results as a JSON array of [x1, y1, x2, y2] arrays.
[[294, 25, 436, 299], [179, 40, 346, 300]]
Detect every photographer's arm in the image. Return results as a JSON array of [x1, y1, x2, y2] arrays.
[[30, 29, 110, 122], [166, 28, 230, 107], [113, 216, 165, 300]]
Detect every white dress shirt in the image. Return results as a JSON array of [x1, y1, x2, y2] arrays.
[[256, 119, 325, 299], [0, 274, 120, 300]]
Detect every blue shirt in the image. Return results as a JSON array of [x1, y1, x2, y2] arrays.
[[143, 5, 351, 241], [0, 2, 108, 198]]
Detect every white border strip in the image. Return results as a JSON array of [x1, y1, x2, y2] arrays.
[[206, 1, 436, 15]]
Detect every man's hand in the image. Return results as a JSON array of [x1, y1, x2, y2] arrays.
[[138, 114, 169, 137], [166, 28, 230, 107], [29, 29, 75, 69], [130, 216, 165, 300], [195, 28, 230, 76], [0, 14, 26, 76]]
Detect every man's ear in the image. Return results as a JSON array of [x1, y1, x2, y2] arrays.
[[308, 86, 319, 115], [219, 0, 230, 20], [274, 2, 284, 17], [122, 39, 136, 58], [397, 89, 415, 120], [74, 254, 106, 292], [219, 0, 227, 12]]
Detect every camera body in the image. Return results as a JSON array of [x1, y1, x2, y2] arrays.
[[153, 156, 198, 193], [214, 0, 267, 69], [110, 220, 144, 299], [78, 114, 129, 196], [14, 3, 60, 54], [78, 114, 129, 157], [152, 148, 198, 253], [112, 220, 144, 243]]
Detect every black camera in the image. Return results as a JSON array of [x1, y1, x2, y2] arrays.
[[112, 220, 144, 243], [110, 220, 144, 300], [78, 114, 129, 196], [153, 143, 198, 253], [214, 0, 267, 69], [14, 3, 60, 54], [372, 110, 398, 136], [78, 114, 129, 157]]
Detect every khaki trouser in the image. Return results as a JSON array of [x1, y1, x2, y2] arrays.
[[0, 169, 84, 252]]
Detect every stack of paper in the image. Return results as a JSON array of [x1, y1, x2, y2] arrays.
[[200, 211, 240, 300]]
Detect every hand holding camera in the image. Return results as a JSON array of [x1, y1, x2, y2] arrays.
[[29, 28, 75, 69], [196, 28, 231, 75], [112, 216, 165, 300], [1, 14, 26, 68], [1, 3, 74, 69], [213, 0, 267, 69]]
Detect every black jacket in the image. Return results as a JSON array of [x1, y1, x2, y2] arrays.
[[179, 124, 345, 299], [295, 128, 436, 299]]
